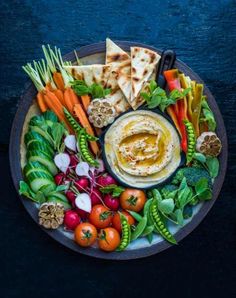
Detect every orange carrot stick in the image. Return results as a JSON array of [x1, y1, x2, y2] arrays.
[[36, 92, 48, 112], [53, 89, 65, 106], [44, 91, 71, 131], [64, 87, 80, 114], [81, 94, 91, 111], [45, 82, 54, 92], [73, 104, 99, 155], [53, 72, 65, 91]]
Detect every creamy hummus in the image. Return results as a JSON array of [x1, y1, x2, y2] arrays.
[[104, 110, 181, 188]]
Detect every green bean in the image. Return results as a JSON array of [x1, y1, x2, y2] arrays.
[[150, 199, 177, 245], [131, 216, 147, 241], [183, 120, 196, 164], [116, 213, 131, 251]]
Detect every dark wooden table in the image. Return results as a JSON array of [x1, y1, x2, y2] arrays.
[[1, 1, 236, 297]]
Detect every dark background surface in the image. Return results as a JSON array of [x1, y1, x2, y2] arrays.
[[1, 0, 236, 297]]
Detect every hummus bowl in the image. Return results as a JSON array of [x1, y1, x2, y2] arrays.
[[9, 41, 228, 260], [101, 109, 184, 189]]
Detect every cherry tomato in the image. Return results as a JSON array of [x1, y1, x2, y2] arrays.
[[74, 223, 97, 247], [120, 189, 146, 212], [112, 211, 135, 234], [98, 227, 120, 252], [89, 204, 113, 229]]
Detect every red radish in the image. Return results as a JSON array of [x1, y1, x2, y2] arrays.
[[64, 210, 81, 230], [54, 173, 65, 185], [97, 174, 117, 187], [66, 190, 76, 203], [75, 193, 92, 213], [74, 177, 89, 191], [96, 159, 105, 173], [90, 188, 103, 205], [64, 135, 77, 152], [70, 154, 79, 169], [75, 208, 89, 219], [75, 162, 90, 178], [54, 153, 70, 173], [63, 177, 73, 186], [104, 194, 119, 211]]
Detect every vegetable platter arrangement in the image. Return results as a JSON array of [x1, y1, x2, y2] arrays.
[[13, 38, 226, 258]]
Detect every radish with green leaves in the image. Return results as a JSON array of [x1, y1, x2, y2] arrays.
[[64, 135, 77, 152], [75, 193, 92, 213], [54, 153, 70, 174]]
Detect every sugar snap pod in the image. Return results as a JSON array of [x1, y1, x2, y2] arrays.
[[116, 213, 131, 251], [150, 199, 177, 245]]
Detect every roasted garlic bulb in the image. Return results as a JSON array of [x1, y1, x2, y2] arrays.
[[38, 203, 64, 229], [196, 132, 222, 157], [87, 98, 116, 128]]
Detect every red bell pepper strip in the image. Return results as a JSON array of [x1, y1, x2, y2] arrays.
[[164, 69, 188, 153]]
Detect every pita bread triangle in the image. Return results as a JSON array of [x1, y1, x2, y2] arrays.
[[130, 47, 161, 106], [64, 64, 111, 87], [106, 38, 130, 65]]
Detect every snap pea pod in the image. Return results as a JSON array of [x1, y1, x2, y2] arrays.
[[78, 130, 99, 167], [131, 216, 147, 241], [116, 213, 131, 251], [141, 225, 154, 237], [183, 120, 196, 164], [150, 199, 177, 245], [127, 210, 143, 222], [152, 189, 162, 203], [63, 108, 98, 141], [147, 232, 153, 244], [144, 198, 153, 216], [146, 197, 158, 234]]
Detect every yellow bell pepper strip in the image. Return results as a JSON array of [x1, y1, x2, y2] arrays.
[[164, 69, 188, 153], [179, 74, 193, 121], [199, 95, 209, 134], [192, 84, 203, 137]]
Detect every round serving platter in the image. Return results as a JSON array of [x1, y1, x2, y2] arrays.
[[9, 41, 228, 260]]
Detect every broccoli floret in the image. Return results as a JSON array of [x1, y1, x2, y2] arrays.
[[172, 167, 212, 188], [160, 184, 178, 199], [191, 159, 204, 169]]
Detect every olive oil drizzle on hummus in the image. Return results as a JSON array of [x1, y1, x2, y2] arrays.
[[104, 110, 181, 188]]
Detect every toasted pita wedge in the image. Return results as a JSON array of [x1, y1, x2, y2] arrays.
[[105, 38, 131, 111], [64, 64, 111, 87], [130, 47, 161, 103], [131, 69, 157, 110], [106, 90, 131, 115], [106, 38, 130, 65]]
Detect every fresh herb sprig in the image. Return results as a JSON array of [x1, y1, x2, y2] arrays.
[[71, 80, 111, 99], [154, 175, 212, 226], [200, 96, 216, 131], [193, 153, 219, 179], [141, 80, 191, 111], [100, 184, 125, 197]]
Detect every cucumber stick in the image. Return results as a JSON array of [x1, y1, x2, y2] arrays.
[[47, 193, 71, 210], [30, 126, 54, 146], [27, 141, 54, 156], [24, 131, 52, 148], [24, 161, 52, 178], [27, 151, 58, 175], [27, 172, 55, 193]]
